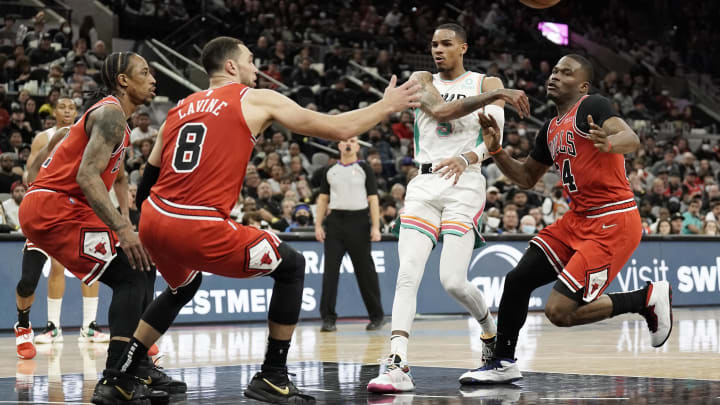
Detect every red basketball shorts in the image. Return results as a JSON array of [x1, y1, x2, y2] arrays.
[[139, 194, 283, 289], [530, 201, 642, 302], [19, 188, 119, 285]]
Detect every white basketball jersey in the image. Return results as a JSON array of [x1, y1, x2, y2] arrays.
[[414, 71, 486, 164]]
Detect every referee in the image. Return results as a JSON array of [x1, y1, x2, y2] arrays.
[[315, 136, 385, 332]]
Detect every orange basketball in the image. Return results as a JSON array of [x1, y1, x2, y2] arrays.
[[519, 0, 562, 8]]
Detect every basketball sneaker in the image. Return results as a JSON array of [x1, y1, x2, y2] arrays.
[[34, 321, 64, 344], [15, 322, 36, 360], [130, 357, 187, 394], [640, 280, 673, 347], [458, 358, 522, 385], [244, 368, 316, 404], [148, 344, 159, 357], [367, 355, 415, 393], [79, 321, 111, 343], [91, 368, 168, 405]]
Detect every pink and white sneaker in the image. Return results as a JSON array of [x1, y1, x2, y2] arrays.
[[15, 322, 36, 360], [79, 321, 110, 343], [367, 355, 415, 393]]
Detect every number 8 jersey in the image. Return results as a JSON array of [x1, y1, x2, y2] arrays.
[[152, 82, 254, 217], [530, 94, 635, 213]]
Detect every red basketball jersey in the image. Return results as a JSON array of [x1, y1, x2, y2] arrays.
[[151, 82, 254, 216], [531, 95, 634, 212], [31, 96, 130, 204]]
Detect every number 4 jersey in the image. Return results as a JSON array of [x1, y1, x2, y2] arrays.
[[152, 82, 254, 217], [530, 94, 635, 213]]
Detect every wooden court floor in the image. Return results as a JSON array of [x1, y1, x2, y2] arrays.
[[1, 307, 719, 404]]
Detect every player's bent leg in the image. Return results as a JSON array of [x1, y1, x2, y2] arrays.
[[244, 243, 315, 404], [459, 245, 557, 385], [15, 248, 48, 359]]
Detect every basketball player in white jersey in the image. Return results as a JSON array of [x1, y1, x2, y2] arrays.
[[367, 23, 529, 393], [18, 97, 109, 351]]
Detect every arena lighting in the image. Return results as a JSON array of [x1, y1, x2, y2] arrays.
[[538, 21, 569, 45]]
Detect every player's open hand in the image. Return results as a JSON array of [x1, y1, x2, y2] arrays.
[[478, 113, 502, 153], [117, 225, 153, 271], [491, 89, 530, 118], [382, 75, 421, 113], [587, 115, 611, 152], [434, 156, 470, 185]]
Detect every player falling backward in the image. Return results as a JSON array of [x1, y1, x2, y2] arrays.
[[434, 54, 672, 384], [103, 36, 420, 405], [367, 23, 530, 393]]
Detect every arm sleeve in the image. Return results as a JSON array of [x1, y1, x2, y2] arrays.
[[136, 163, 160, 212], [575, 94, 619, 134], [319, 166, 331, 195], [529, 121, 554, 166], [360, 161, 378, 196]]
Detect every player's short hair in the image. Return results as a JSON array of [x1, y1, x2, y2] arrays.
[[565, 54, 594, 84], [202, 36, 244, 75], [435, 23, 467, 43], [101, 52, 140, 93]]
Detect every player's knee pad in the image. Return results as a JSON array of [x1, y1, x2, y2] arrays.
[[171, 272, 202, 303], [271, 243, 305, 285], [16, 249, 48, 297], [504, 245, 555, 294], [142, 273, 202, 335]]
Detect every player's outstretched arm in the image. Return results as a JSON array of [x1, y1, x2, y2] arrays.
[[25, 127, 68, 184], [478, 113, 549, 189], [135, 123, 164, 211], [245, 75, 420, 141], [409, 71, 530, 121], [587, 115, 640, 154], [78, 105, 151, 271]]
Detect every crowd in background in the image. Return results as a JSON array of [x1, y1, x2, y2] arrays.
[[1, 1, 719, 237]]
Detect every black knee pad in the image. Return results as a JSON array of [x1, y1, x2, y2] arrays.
[[101, 248, 150, 338], [271, 243, 306, 284], [504, 245, 557, 294], [16, 248, 48, 297], [267, 243, 305, 325], [142, 273, 202, 335]]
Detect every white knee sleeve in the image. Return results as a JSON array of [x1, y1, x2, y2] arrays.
[[439, 231, 496, 335], [391, 228, 434, 334]]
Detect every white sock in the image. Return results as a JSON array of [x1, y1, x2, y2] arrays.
[[390, 335, 408, 362], [83, 297, 99, 328], [47, 297, 62, 328], [439, 231, 497, 336]]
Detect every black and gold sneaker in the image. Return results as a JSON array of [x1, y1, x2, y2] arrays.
[[244, 369, 316, 404], [91, 369, 168, 405], [132, 357, 187, 394]]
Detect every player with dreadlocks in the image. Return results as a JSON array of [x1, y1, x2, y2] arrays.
[[18, 52, 183, 404]]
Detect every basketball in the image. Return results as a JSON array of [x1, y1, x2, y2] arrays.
[[519, 0, 562, 8]]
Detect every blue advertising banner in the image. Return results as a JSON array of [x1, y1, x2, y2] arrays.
[[1, 237, 719, 329]]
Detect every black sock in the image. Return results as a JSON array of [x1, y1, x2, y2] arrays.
[[106, 340, 126, 369], [494, 332, 517, 360], [112, 338, 149, 373], [17, 307, 30, 328], [608, 284, 649, 317], [262, 337, 291, 373]]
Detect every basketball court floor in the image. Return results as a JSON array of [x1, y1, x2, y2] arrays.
[[1, 307, 719, 404]]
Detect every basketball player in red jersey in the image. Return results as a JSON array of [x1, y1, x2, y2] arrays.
[[107, 36, 419, 405], [438, 54, 672, 384], [19, 53, 180, 404]]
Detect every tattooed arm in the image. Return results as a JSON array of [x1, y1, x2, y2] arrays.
[[408, 71, 530, 121], [77, 105, 151, 270]]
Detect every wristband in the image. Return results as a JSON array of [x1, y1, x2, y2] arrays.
[[607, 140, 613, 153], [489, 146, 502, 155], [458, 154, 470, 167]]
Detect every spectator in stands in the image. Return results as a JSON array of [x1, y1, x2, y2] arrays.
[[130, 110, 157, 145], [261, 58, 283, 89], [368, 157, 388, 193], [380, 201, 397, 233], [244, 168, 261, 199], [231, 195, 255, 222], [126, 138, 153, 172], [290, 57, 320, 87], [283, 141, 311, 171], [528, 207, 545, 231], [272, 40, 290, 66], [258, 151, 281, 179], [55, 20, 73, 49], [705, 199, 720, 223], [90, 40, 107, 69], [0, 15, 17, 46], [499, 207, 519, 234], [703, 220, 718, 235], [38, 86, 62, 116], [0, 153, 21, 193], [656, 219, 671, 235], [23, 98, 41, 132], [253, 36, 270, 65], [287, 203, 313, 230], [1, 129, 23, 154], [66, 59, 97, 91], [682, 197, 703, 234], [323, 45, 347, 73], [670, 212, 684, 234], [296, 178, 313, 204], [390, 183, 405, 209], [288, 156, 308, 181], [256, 180, 282, 217], [29, 33, 61, 65], [643, 177, 669, 209], [78, 16, 98, 50], [268, 198, 295, 232], [64, 38, 94, 72], [483, 207, 502, 233], [519, 215, 537, 234], [485, 186, 503, 211], [267, 164, 286, 194], [2, 180, 24, 230], [323, 78, 356, 112], [510, 189, 532, 218], [391, 111, 413, 140], [13, 55, 31, 85], [357, 75, 379, 106], [3, 106, 32, 144]]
